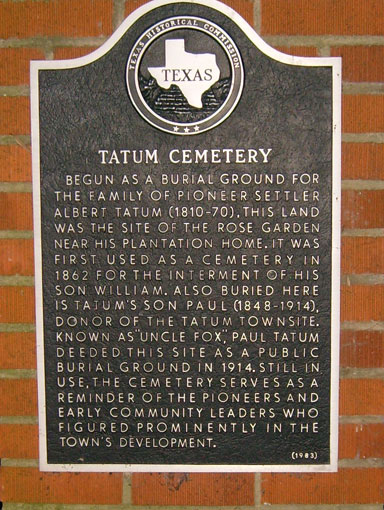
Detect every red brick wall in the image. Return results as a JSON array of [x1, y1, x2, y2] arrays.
[[1, 0, 383, 506]]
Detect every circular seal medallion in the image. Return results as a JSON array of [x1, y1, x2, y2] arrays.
[[126, 16, 244, 135]]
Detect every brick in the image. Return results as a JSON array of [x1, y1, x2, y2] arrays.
[[0, 239, 34, 276], [0, 48, 45, 86], [0, 146, 31, 182], [262, 469, 384, 504], [275, 46, 318, 57], [0, 379, 37, 416], [341, 285, 384, 322], [339, 423, 384, 459], [0, 97, 30, 136], [340, 379, 384, 416], [0, 193, 33, 231], [125, 0, 149, 16], [0, 424, 38, 459], [0, 0, 113, 39], [341, 330, 384, 368], [342, 237, 384, 274], [342, 190, 384, 229], [331, 46, 384, 83], [220, 0, 254, 25], [132, 473, 254, 506], [0, 468, 122, 504], [343, 95, 384, 133], [53, 47, 99, 60], [0, 332, 36, 370], [342, 143, 384, 180], [261, 0, 384, 36], [125, 0, 254, 25], [0, 287, 35, 323]]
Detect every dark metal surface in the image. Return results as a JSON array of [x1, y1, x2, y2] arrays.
[[36, 0, 336, 468]]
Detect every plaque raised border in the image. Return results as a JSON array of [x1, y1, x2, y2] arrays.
[[31, 0, 341, 472]]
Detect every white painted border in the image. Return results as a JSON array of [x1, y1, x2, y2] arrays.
[[31, 0, 341, 473], [330, 57, 342, 473]]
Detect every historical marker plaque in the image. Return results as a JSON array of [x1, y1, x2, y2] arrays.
[[32, 0, 341, 472]]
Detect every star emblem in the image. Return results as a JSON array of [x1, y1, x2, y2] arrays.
[[173, 126, 179, 132]]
